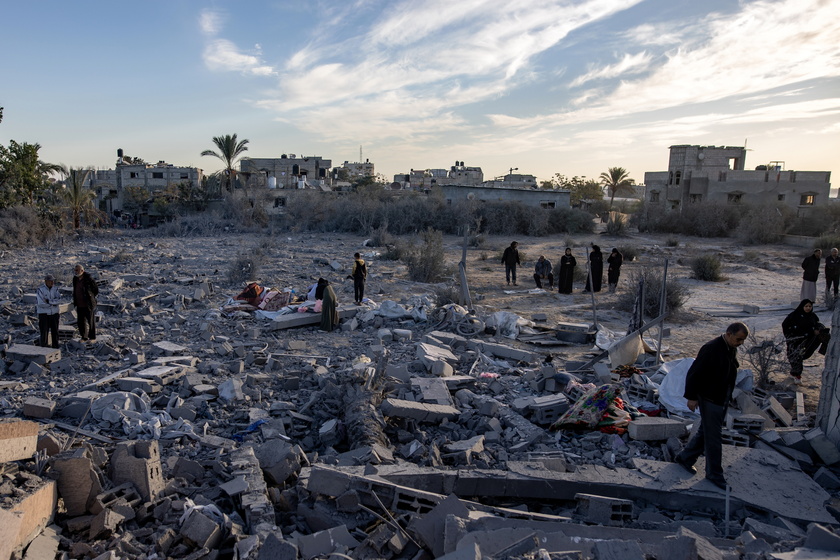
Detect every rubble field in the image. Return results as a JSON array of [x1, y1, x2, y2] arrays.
[[0, 230, 838, 560]]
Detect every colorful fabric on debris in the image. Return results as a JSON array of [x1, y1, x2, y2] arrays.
[[550, 384, 632, 434], [234, 282, 264, 307]]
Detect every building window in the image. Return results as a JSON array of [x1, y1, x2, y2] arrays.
[[180, 173, 189, 179], [790, 171, 796, 183], [152, 172, 164, 179], [650, 191, 660, 203], [800, 194, 815, 206], [778, 194, 785, 201], [674, 171, 682, 185], [689, 194, 702, 203], [718, 171, 727, 182], [728, 193, 743, 204], [274, 197, 286, 208], [540, 201, 556, 209], [668, 172, 674, 185], [130, 172, 139, 178]]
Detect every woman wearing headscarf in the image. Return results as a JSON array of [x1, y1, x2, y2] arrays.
[[316, 278, 339, 332], [584, 245, 603, 293], [782, 299, 830, 381], [607, 248, 623, 293], [557, 248, 576, 294]]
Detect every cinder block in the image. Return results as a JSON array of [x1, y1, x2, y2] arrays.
[[23, 397, 56, 419], [575, 493, 633, 526], [0, 420, 38, 462], [805, 428, 840, 465], [721, 429, 751, 447], [764, 397, 792, 427], [628, 417, 685, 441], [181, 510, 221, 549], [109, 441, 164, 502], [529, 394, 569, 425]]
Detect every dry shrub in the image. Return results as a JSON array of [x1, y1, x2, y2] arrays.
[[0, 205, 60, 248], [618, 266, 690, 316], [404, 228, 448, 283], [618, 245, 639, 262], [737, 205, 790, 244], [227, 249, 266, 284], [605, 214, 627, 236], [691, 254, 724, 281], [154, 212, 229, 237]]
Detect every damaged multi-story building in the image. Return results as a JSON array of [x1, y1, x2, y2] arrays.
[[239, 154, 333, 190], [643, 145, 832, 213]]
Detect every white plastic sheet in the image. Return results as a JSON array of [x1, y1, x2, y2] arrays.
[[485, 311, 533, 339]]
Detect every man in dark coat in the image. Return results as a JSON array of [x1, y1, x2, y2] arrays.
[[72, 264, 99, 342], [501, 241, 521, 286], [584, 245, 603, 293], [826, 248, 840, 306], [673, 322, 749, 490], [801, 248, 822, 302]]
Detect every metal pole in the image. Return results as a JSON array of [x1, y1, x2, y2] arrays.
[[656, 259, 669, 364], [459, 225, 473, 312]]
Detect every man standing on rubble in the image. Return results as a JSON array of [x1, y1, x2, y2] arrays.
[[801, 248, 822, 302], [72, 264, 99, 342], [348, 252, 367, 305], [673, 322, 749, 490]]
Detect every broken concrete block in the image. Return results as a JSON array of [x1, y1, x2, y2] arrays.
[[50, 358, 73, 375], [813, 466, 840, 490], [804, 523, 840, 552], [181, 510, 221, 549], [0, 420, 38, 462], [257, 533, 298, 560], [218, 378, 245, 402], [27, 361, 47, 376], [381, 398, 460, 423], [805, 427, 840, 465], [764, 396, 792, 427], [89, 508, 125, 540], [23, 397, 56, 419], [110, 440, 164, 502], [115, 377, 161, 394], [528, 394, 569, 425], [5, 343, 61, 365], [628, 416, 686, 441], [575, 493, 633, 526], [0, 479, 57, 560], [254, 440, 306, 485], [296, 524, 360, 560], [430, 359, 454, 377]]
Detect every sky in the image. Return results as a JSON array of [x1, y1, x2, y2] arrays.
[[1, 0, 839, 187]]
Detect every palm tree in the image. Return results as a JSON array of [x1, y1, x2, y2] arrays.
[[200, 134, 250, 192], [61, 166, 95, 228], [599, 166, 635, 210], [0, 140, 63, 208]]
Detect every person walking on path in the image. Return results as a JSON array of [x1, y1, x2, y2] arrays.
[[783, 299, 830, 383], [533, 255, 554, 289], [584, 245, 603, 293], [673, 322, 749, 490], [36, 274, 61, 348], [72, 264, 99, 342], [826, 248, 840, 306], [348, 252, 367, 305], [316, 278, 339, 332], [801, 248, 822, 302], [557, 248, 576, 294], [501, 241, 521, 286], [607, 248, 623, 293]]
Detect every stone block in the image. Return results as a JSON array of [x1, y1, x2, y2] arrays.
[[254, 440, 306, 486], [381, 398, 460, 423], [50, 358, 73, 375], [0, 420, 38, 462], [0, 480, 57, 560], [804, 523, 840, 552], [805, 427, 840, 465], [89, 508, 125, 540], [393, 329, 413, 342], [529, 394, 569, 425], [219, 378, 244, 402], [27, 362, 47, 376], [430, 359, 454, 377], [115, 377, 161, 394], [628, 417, 686, 441], [764, 396, 792, 427], [6, 344, 61, 365], [23, 397, 56, 419], [813, 466, 840, 490], [181, 510, 221, 549]]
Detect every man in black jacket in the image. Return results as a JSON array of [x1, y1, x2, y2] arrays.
[[801, 248, 822, 302], [826, 248, 840, 306], [501, 242, 521, 286], [72, 264, 99, 342], [673, 322, 749, 490]]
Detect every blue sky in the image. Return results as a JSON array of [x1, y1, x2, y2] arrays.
[[1, 0, 838, 187]]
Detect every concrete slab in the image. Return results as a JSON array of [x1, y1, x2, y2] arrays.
[[0, 420, 38, 462], [270, 307, 358, 330], [5, 344, 61, 365], [0, 480, 57, 560]]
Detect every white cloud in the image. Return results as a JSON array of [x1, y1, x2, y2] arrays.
[[199, 10, 223, 36], [570, 51, 653, 87], [203, 40, 275, 76]]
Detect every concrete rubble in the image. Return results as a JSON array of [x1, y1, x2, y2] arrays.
[[0, 240, 839, 559]]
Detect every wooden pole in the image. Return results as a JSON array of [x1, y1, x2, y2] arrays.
[[586, 251, 599, 330], [656, 259, 669, 364]]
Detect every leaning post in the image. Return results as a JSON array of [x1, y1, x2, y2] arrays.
[[817, 302, 840, 444]]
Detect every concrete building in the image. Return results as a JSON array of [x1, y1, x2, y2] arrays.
[[341, 160, 374, 178], [393, 162, 484, 190], [239, 154, 332, 189], [644, 145, 831, 214], [439, 184, 570, 209], [87, 150, 204, 216], [483, 172, 538, 189]]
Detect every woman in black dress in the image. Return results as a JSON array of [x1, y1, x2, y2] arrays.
[[782, 298, 830, 381], [557, 248, 576, 294], [607, 248, 623, 293], [584, 245, 603, 293]]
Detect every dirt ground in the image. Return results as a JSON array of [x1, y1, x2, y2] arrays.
[[3, 227, 828, 413]]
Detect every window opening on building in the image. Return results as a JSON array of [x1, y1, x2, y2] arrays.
[[674, 171, 682, 185], [778, 194, 785, 201], [152, 172, 164, 179], [689, 194, 702, 203], [650, 191, 660, 203], [540, 201, 556, 209], [728, 193, 743, 204], [800, 194, 815, 206]]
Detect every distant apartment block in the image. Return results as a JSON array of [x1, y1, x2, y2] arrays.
[[392, 161, 484, 189], [88, 150, 204, 214], [240, 154, 332, 189], [341, 159, 374, 178], [644, 145, 831, 213]]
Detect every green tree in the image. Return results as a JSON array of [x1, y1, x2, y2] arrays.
[[599, 167, 635, 210], [123, 186, 149, 220], [200, 134, 249, 192], [61, 167, 96, 228], [550, 174, 604, 206], [0, 141, 63, 208]]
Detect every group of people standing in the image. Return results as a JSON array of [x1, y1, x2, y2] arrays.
[[800, 247, 840, 305], [502, 242, 624, 294]]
